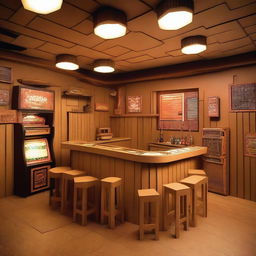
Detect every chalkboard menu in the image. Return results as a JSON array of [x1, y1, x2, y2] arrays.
[[229, 83, 256, 112]]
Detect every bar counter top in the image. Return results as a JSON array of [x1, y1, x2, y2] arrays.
[[62, 139, 207, 164]]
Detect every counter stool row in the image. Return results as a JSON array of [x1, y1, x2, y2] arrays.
[[49, 167, 124, 228], [138, 169, 207, 240]]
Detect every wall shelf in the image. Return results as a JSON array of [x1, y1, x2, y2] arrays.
[[110, 114, 159, 118]]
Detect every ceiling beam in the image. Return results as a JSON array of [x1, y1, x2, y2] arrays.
[[1, 50, 255, 88]]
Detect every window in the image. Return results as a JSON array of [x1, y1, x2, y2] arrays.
[[158, 89, 199, 131]]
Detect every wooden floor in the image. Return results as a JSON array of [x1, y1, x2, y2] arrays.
[[0, 192, 255, 256]]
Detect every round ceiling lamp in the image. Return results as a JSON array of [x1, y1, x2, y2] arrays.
[[21, 0, 63, 14], [181, 35, 207, 54], [156, 0, 194, 30], [93, 59, 115, 73], [93, 6, 127, 39], [55, 54, 79, 70]]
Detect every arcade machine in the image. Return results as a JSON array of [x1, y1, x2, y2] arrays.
[[12, 85, 55, 197]]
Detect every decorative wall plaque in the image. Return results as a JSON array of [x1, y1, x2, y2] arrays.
[[229, 83, 256, 112], [244, 133, 256, 157], [0, 89, 9, 105], [127, 96, 142, 113], [0, 110, 19, 123], [208, 96, 220, 117], [95, 102, 109, 111], [0, 66, 12, 83]]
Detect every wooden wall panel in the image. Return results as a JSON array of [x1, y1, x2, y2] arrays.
[[112, 65, 256, 202]]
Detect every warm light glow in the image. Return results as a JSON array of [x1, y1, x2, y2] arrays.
[[56, 62, 79, 70], [181, 43, 207, 54], [94, 23, 126, 39], [93, 65, 115, 73], [158, 8, 193, 30], [21, 0, 63, 14]]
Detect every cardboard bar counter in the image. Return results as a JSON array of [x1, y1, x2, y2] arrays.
[[62, 138, 207, 229]]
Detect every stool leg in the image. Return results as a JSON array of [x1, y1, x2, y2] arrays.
[[139, 199, 144, 240], [82, 188, 87, 225], [175, 193, 180, 238], [119, 184, 125, 223], [61, 178, 67, 214], [184, 193, 189, 231], [155, 199, 159, 240], [191, 187, 197, 227], [95, 183, 100, 222], [109, 187, 115, 229], [163, 189, 168, 231], [49, 177, 54, 206], [73, 186, 78, 222], [100, 185, 105, 224]]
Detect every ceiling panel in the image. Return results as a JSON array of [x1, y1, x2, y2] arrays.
[[12, 35, 45, 48], [0, 0, 255, 73], [43, 3, 89, 28], [9, 7, 37, 26]]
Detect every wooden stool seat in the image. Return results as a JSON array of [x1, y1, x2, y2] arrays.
[[101, 177, 124, 229], [61, 170, 86, 214], [73, 176, 99, 225], [138, 189, 160, 240], [49, 166, 71, 208], [163, 183, 190, 238], [188, 169, 206, 176], [180, 175, 208, 227]]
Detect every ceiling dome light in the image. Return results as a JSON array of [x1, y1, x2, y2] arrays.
[[21, 0, 63, 14], [156, 0, 194, 30], [181, 35, 207, 54], [93, 59, 115, 73], [93, 6, 127, 39], [55, 54, 79, 70]]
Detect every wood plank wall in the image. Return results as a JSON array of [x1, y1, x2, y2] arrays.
[[0, 60, 113, 198], [111, 66, 256, 202]]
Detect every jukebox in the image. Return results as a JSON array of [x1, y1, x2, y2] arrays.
[[12, 85, 55, 197], [202, 128, 229, 195]]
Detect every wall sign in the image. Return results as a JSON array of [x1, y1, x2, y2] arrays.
[[127, 96, 142, 113], [244, 133, 256, 157], [0, 110, 19, 123], [208, 96, 220, 117], [0, 66, 12, 83], [229, 83, 256, 112], [0, 89, 9, 105], [95, 102, 109, 112], [12, 86, 54, 111]]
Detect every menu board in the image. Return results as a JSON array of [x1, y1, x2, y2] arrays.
[[230, 83, 256, 112], [160, 93, 183, 120], [18, 87, 54, 111], [244, 133, 256, 157], [24, 138, 51, 165]]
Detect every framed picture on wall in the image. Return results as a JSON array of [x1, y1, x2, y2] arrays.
[[244, 133, 256, 157], [127, 96, 142, 113], [0, 66, 12, 83], [208, 96, 220, 117], [0, 89, 9, 105], [229, 83, 256, 112]]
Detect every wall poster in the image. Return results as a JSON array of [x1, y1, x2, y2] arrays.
[[0, 110, 19, 123], [208, 96, 220, 117], [127, 96, 142, 113], [0, 66, 12, 83], [244, 133, 256, 157], [0, 89, 9, 105], [229, 83, 256, 112]]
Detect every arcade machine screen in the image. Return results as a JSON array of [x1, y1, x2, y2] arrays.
[[24, 138, 51, 166]]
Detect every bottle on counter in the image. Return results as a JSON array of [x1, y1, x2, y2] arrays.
[[159, 129, 164, 142]]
